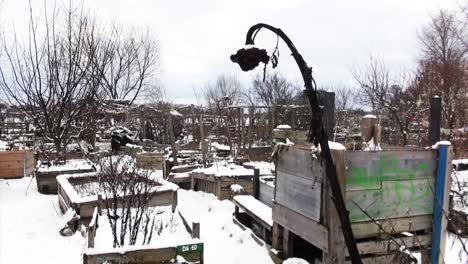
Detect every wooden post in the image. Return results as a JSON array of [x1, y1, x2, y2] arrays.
[[172, 190, 178, 212], [191, 104, 196, 142], [271, 106, 276, 135], [324, 149, 346, 264], [97, 194, 102, 212], [272, 223, 283, 251], [429, 96, 442, 145], [225, 107, 233, 156], [240, 108, 245, 153], [168, 112, 178, 166], [200, 113, 207, 167], [140, 105, 146, 140], [320, 90, 335, 139], [283, 228, 294, 259], [253, 168, 260, 199], [431, 143, 452, 264], [237, 107, 242, 150], [192, 222, 200, 238], [216, 180, 222, 200], [248, 107, 254, 158]]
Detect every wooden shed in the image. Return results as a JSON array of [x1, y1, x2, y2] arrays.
[[271, 143, 452, 264], [190, 163, 255, 200], [0, 150, 34, 179]]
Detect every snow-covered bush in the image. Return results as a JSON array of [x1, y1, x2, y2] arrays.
[[97, 155, 161, 247]]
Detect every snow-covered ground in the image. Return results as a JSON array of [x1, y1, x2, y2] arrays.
[[178, 189, 274, 264], [0, 177, 85, 264], [1, 174, 468, 263]]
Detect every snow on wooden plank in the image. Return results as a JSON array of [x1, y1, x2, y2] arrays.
[[233, 195, 273, 228]]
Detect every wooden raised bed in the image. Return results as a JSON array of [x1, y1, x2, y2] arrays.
[[36, 159, 96, 194], [83, 207, 203, 264], [136, 152, 165, 170], [57, 173, 178, 222], [190, 164, 255, 200], [0, 150, 34, 179]]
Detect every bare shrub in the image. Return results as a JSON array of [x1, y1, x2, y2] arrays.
[[97, 155, 160, 247]]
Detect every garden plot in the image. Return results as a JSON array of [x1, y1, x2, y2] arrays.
[[83, 206, 203, 264], [57, 172, 178, 221], [36, 159, 96, 194]]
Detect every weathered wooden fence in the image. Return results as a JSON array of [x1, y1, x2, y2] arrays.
[[0, 150, 34, 178]]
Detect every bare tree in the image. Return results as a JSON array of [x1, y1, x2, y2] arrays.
[[352, 56, 391, 116], [204, 74, 244, 112], [325, 85, 355, 111], [97, 155, 161, 247], [417, 10, 467, 132], [353, 57, 422, 145], [95, 27, 159, 105], [249, 71, 299, 107], [143, 83, 165, 105], [0, 3, 102, 160]]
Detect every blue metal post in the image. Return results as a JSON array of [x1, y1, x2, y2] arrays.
[[431, 144, 449, 264]]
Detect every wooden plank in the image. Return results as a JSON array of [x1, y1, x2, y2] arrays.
[[85, 247, 177, 264], [351, 215, 433, 239], [273, 203, 328, 253], [275, 170, 321, 222], [232, 197, 272, 230], [259, 182, 274, 207], [346, 179, 435, 222], [283, 228, 294, 259], [0, 168, 23, 178], [276, 146, 325, 180], [345, 234, 431, 257], [345, 252, 418, 264], [272, 223, 283, 251], [345, 150, 437, 191], [324, 149, 346, 264]]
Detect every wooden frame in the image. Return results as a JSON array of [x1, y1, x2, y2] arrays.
[[84, 207, 203, 264], [190, 172, 254, 200], [270, 145, 451, 264], [57, 173, 178, 222]]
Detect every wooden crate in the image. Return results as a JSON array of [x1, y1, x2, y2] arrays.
[[0, 150, 34, 178]]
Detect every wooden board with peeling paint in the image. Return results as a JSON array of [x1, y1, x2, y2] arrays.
[[345, 150, 437, 222]]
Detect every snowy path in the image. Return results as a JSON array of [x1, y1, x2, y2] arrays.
[[178, 189, 274, 264], [0, 177, 85, 264]]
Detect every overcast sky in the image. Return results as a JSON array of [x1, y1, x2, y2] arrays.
[[1, 0, 462, 104]]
